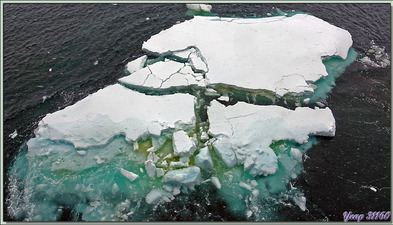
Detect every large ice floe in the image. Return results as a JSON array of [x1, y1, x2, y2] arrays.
[[7, 10, 356, 222]]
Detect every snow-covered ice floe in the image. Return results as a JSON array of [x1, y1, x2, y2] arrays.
[[119, 14, 352, 97], [7, 10, 355, 222], [208, 100, 335, 176]]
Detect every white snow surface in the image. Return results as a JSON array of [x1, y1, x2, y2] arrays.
[[125, 55, 147, 74], [143, 14, 352, 96], [208, 100, 336, 176], [31, 84, 195, 148]]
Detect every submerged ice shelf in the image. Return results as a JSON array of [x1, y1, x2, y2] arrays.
[[7, 11, 356, 222]]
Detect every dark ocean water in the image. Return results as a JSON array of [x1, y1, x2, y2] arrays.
[[3, 3, 391, 221]]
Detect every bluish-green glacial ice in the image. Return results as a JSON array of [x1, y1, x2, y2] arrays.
[[6, 7, 357, 221]]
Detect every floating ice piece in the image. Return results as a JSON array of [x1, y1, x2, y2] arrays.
[[293, 195, 307, 211], [77, 150, 87, 156], [208, 100, 336, 176], [211, 176, 221, 189], [290, 148, 302, 162], [162, 166, 201, 187], [194, 147, 213, 169], [145, 160, 157, 179], [120, 168, 139, 182], [218, 95, 229, 102], [30, 84, 195, 149], [145, 189, 167, 205], [239, 182, 253, 191], [143, 15, 352, 96], [125, 55, 147, 74], [186, 4, 212, 12], [172, 130, 196, 157], [9, 130, 18, 139]]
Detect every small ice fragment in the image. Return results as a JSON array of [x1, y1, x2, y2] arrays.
[[205, 88, 220, 97], [290, 148, 302, 162], [200, 131, 209, 140], [163, 153, 172, 160], [246, 210, 253, 218], [162, 166, 201, 187], [94, 60, 98, 65], [294, 195, 307, 211], [93, 156, 105, 165], [146, 17, 150, 21], [147, 152, 159, 163], [303, 98, 310, 104], [160, 160, 168, 167], [145, 160, 157, 179], [112, 183, 119, 194], [163, 185, 173, 192], [156, 168, 165, 177], [172, 130, 196, 157], [370, 187, 377, 192], [250, 180, 258, 187], [194, 147, 213, 169], [49, 68, 52, 72], [9, 130, 18, 139], [133, 142, 139, 151], [140, 168, 144, 173], [42, 96, 48, 103], [252, 189, 259, 197], [218, 95, 229, 102], [120, 168, 139, 182], [145, 189, 164, 204], [77, 150, 86, 156], [173, 187, 181, 195], [316, 101, 325, 107], [239, 182, 253, 191], [162, 195, 171, 203], [147, 146, 156, 153], [186, 4, 212, 12], [125, 55, 148, 74], [211, 176, 221, 189], [212, 139, 237, 168]]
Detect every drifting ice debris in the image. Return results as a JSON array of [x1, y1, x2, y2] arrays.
[[186, 4, 212, 12], [162, 166, 201, 187], [30, 84, 195, 149], [146, 189, 167, 205], [211, 176, 221, 189], [208, 100, 336, 176], [194, 147, 214, 169], [143, 14, 352, 96], [120, 168, 139, 182], [293, 195, 307, 211], [77, 150, 87, 156], [290, 148, 302, 162], [172, 130, 196, 157], [9, 130, 18, 139]]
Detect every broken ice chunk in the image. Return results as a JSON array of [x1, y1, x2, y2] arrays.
[[162, 166, 201, 187], [290, 148, 302, 162], [210, 176, 221, 189], [125, 55, 147, 74], [145, 189, 168, 205], [9, 130, 18, 139], [212, 139, 237, 168], [194, 147, 213, 169], [186, 4, 212, 12], [145, 160, 157, 179], [120, 168, 139, 182], [172, 130, 196, 157], [293, 195, 307, 211], [76, 150, 87, 156]]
